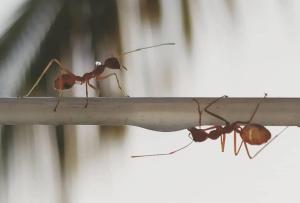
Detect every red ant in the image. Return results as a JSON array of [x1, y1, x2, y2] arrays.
[[202, 94, 287, 159], [132, 95, 288, 159], [24, 42, 175, 111], [131, 98, 221, 158]]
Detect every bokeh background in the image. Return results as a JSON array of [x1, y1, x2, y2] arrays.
[[0, 0, 300, 203]]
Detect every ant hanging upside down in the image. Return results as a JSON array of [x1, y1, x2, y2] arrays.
[[24, 42, 175, 111], [132, 94, 288, 159]]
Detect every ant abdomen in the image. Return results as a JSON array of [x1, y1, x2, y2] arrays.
[[54, 74, 76, 90], [240, 124, 271, 145], [104, 57, 121, 69]]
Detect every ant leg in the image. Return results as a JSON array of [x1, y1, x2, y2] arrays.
[[85, 82, 89, 108], [233, 130, 244, 156], [243, 142, 253, 159], [25, 59, 75, 97], [204, 95, 230, 125], [220, 134, 226, 152], [53, 90, 63, 112], [96, 73, 128, 96], [248, 93, 268, 123], [236, 93, 268, 125], [192, 99, 202, 127], [245, 126, 289, 159], [88, 81, 100, 96], [131, 140, 193, 158], [121, 65, 128, 71]]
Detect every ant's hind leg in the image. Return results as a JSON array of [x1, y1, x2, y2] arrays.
[[245, 126, 289, 159], [243, 143, 254, 159], [25, 59, 75, 97], [233, 131, 244, 156], [54, 90, 63, 112]]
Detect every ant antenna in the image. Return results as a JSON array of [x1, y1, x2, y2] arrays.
[[131, 140, 193, 158], [251, 126, 289, 159], [111, 42, 175, 71], [122, 42, 175, 55]]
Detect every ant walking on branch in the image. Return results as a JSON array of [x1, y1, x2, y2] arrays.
[[24, 42, 175, 111], [132, 95, 288, 159]]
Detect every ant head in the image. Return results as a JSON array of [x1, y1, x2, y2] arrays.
[[95, 61, 102, 67], [104, 57, 127, 71], [54, 74, 75, 90]]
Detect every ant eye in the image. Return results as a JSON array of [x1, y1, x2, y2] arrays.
[[95, 61, 102, 66]]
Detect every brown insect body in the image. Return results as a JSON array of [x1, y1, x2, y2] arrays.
[[26, 43, 175, 111], [132, 95, 286, 159], [201, 94, 281, 159], [54, 63, 107, 90], [54, 74, 76, 90], [240, 124, 271, 145], [104, 57, 121, 69]]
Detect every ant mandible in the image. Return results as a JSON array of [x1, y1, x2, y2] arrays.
[[24, 42, 175, 111]]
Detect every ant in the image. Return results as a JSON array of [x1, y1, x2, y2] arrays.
[[203, 94, 288, 159], [131, 98, 223, 158], [132, 95, 288, 159], [24, 42, 175, 111]]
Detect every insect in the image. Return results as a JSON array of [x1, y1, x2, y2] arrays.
[[131, 98, 220, 158], [132, 95, 287, 159], [203, 94, 288, 159], [24, 42, 175, 111]]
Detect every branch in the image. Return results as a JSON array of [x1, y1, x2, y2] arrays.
[[0, 97, 299, 131]]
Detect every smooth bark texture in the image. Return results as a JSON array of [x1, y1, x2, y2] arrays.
[[0, 97, 298, 131]]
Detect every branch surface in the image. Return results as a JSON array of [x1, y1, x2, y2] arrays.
[[0, 97, 299, 131]]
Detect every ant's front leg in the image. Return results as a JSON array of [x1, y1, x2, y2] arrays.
[[96, 73, 129, 96], [83, 81, 102, 108], [88, 81, 100, 96]]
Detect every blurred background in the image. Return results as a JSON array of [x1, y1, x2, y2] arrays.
[[0, 0, 300, 203]]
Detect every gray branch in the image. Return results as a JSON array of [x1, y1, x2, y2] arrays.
[[0, 97, 299, 131]]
